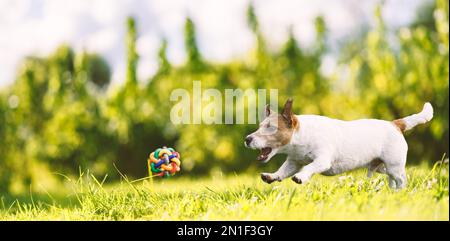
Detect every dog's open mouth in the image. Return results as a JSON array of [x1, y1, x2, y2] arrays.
[[257, 147, 272, 162]]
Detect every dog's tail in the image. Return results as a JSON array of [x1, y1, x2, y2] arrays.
[[392, 102, 433, 132]]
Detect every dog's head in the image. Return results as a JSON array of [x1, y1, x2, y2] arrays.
[[244, 98, 299, 163]]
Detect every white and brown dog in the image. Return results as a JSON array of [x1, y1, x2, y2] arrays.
[[245, 98, 433, 189]]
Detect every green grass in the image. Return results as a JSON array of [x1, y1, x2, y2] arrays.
[[0, 162, 448, 220]]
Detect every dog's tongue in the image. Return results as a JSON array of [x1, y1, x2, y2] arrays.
[[257, 147, 272, 161]]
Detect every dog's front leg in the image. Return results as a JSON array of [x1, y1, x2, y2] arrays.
[[261, 158, 300, 184], [292, 155, 331, 184]]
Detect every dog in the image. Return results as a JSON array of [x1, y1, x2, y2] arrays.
[[245, 98, 433, 189]]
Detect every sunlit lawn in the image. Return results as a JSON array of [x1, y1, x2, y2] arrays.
[[0, 163, 448, 221]]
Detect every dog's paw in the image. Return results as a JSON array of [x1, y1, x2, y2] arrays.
[[261, 173, 279, 184], [291, 175, 303, 184]]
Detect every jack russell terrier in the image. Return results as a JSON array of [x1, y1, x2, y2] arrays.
[[245, 98, 433, 189]]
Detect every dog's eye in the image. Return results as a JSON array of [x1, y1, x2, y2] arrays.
[[266, 125, 277, 132]]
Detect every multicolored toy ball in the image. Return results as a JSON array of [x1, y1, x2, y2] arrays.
[[147, 146, 181, 178]]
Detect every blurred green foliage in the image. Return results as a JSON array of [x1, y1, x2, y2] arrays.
[[0, 1, 448, 193]]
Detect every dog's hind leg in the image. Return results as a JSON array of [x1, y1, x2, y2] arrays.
[[261, 158, 300, 184], [385, 163, 407, 189], [381, 138, 408, 189]]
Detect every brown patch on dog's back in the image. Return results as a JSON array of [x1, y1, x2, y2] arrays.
[[392, 119, 406, 133]]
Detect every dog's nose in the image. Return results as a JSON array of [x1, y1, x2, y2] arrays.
[[245, 136, 253, 146]]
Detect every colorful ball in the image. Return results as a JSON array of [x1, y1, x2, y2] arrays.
[[147, 146, 182, 178]]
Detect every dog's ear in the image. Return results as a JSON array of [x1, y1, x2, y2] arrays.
[[265, 104, 272, 118], [281, 98, 294, 127]]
